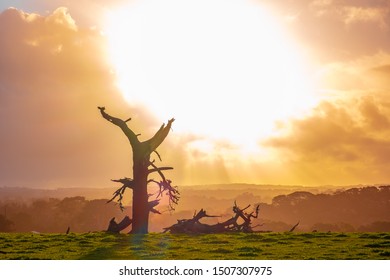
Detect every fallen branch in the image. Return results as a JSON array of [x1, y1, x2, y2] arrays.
[[106, 216, 132, 233]]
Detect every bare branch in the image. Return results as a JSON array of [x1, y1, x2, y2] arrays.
[[289, 221, 300, 232], [154, 150, 162, 161], [194, 209, 220, 219], [144, 118, 175, 152], [98, 107, 140, 146], [111, 177, 134, 188], [148, 199, 161, 214], [148, 166, 174, 174], [150, 208, 161, 214], [148, 162, 179, 207], [107, 177, 134, 211], [149, 161, 167, 181], [242, 204, 251, 211]]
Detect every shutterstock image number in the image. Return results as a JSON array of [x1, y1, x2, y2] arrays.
[[212, 266, 272, 276]]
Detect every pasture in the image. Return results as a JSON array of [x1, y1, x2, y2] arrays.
[[0, 232, 389, 260]]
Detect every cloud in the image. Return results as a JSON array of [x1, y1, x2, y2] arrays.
[[261, 0, 390, 62], [253, 1, 390, 184], [2, 4, 390, 188], [317, 51, 390, 94], [0, 7, 107, 88], [0, 6, 241, 188], [0, 0, 127, 27], [371, 64, 390, 73], [0, 7, 153, 188], [46, 7, 78, 30], [263, 97, 390, 185], [341, 6, 389, 27], [310, 0, 390, 26]]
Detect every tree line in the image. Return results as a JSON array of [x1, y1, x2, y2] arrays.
[[0, 186, 389, 233], [256, 185, 390, 232], [0, 196, 130, 233]]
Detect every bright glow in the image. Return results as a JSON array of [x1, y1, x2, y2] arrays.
[[105, 0, 316, 153]]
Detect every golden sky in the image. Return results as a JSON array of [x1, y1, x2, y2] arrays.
[[1, 0, 390, 188]]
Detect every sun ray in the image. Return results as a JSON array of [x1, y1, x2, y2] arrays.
[[104, 0, 318, 154]]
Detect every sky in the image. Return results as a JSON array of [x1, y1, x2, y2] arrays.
[[1, 0, 390, 188]]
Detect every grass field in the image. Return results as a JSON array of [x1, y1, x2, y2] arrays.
[[0, 232, 389, 260]]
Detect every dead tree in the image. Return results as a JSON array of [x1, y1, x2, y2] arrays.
[[98, 107, 179, 234], [164, 203, 261, 233]]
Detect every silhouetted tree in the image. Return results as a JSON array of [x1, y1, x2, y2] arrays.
[[98, 107, 179, 234]]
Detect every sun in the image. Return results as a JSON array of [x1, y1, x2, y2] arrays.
[[104, 0, 316, 153]]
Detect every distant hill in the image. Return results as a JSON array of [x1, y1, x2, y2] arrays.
[[0, 187, 116, 202], [0, 183, 354, 204]]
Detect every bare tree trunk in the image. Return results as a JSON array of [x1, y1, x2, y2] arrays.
[[131, 160, 149, 234]]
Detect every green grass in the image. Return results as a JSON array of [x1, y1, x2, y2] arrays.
[[0, 232, 389, 260]]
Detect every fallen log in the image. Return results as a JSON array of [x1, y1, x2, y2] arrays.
[[164, 203, 261, 234], [163, 209, 220, 233]]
